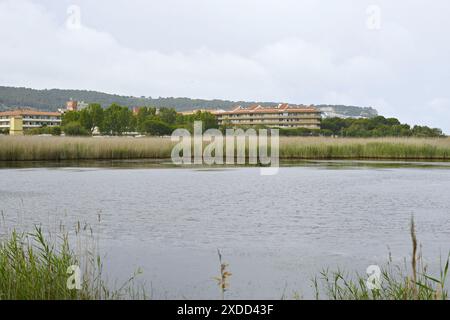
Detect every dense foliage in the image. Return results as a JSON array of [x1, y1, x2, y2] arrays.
[[225, 116, 444, 138], [321, 116, 444, 137], [61, 104, 218, 136], [24, 126, 61, 136]]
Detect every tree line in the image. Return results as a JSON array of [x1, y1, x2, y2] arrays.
[[319, 116, 444, 137], [59, 103, 218, 136], [221, 116, 444, 138], [16, 103, 445, 138]]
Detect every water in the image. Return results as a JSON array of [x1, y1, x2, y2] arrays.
[[1, 162, 450, 299]]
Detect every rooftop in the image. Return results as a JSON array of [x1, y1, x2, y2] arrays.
[[219, 104, 320, 115], [0, 109, 61, 117]]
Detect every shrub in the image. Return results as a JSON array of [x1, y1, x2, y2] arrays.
[[25, 126, 61, 136], [63, 122, 90, 136], [141, 120, 173, 136]]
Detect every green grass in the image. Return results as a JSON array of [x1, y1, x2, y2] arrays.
[[279, 137, 450, 160], [1, 136, 450, 161], [0, 226, 144, 300], [313, 218, 450, 300], [0, 136, 173, 161]]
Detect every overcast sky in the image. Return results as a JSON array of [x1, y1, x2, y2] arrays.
[[0, 0, 449, 132]]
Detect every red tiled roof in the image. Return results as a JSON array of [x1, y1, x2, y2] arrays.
[[220, 104, 319, 115], [0, 110, 61, 117]]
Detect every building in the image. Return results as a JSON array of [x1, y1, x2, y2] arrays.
[[9, 116, 23, 135], [0, 109, 62, 134], [77, 101, 89, 110], [66, 100, 78, 111], [58, 100, 89, 114], [180, 109, 226, 116], [132, 106, 144, 115], [215, 104, 321, 129]]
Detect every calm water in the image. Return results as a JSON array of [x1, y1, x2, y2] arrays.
[[1, 162, 450, 299]]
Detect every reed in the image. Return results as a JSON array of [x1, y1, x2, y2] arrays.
[[0, 136, 174, 161], [314, 217, 450, 300], [1, 136, 450, 161], [0, 226, 144, 300], [279, 137, 450, 160]]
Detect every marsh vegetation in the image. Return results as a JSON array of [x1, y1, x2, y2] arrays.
[[1, 136, 450, 161]]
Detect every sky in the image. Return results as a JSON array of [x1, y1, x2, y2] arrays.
[[0, 0, 449, 132]]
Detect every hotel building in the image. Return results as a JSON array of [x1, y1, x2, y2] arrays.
[[215, 104, 321, 129], [0, 110, 62, 135]]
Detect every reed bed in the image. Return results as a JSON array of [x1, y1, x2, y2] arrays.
[[280, 137, 450, 160], [0, 136, 174, 161], [1, 136, 450, 161]]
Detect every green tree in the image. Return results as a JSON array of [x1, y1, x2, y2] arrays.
[[101, 104, 134, 135], [87, 103, 104, 132], [78, 109, 92, 132], [136, 107, 157, 133], [159, 107, 177, 125], [141, 120, 172, 136], [63, 122, 90, 136], [61, 111, 80, 126]]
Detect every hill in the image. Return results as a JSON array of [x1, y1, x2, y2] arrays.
[[0, 86, 378, 117]]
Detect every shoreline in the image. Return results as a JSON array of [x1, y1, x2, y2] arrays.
[[2, 159, 450, 170]]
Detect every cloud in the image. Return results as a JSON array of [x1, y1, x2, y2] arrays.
[[0, 0, 449, 132]]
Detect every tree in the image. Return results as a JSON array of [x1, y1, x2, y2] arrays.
[[136, 107, 157, 133], [63, 122, 90, 136], [159, 107, 177, 125], [78, 109, 93, 132], [61, 111, 80, 126], [100, 104, 134, 135], [181, 111, 219, 132], [141, 120, 172, 136], [87, 103, 104, 132], [320, 116, 444, 138], [195, 111, 218, 130]]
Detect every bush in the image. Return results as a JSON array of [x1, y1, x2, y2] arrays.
[[279, 127, 323, 136], [322, 116, 445, 138], [25, 126, 61, 136], [141, 120, 173, 136], [63, 122, 90, 136]]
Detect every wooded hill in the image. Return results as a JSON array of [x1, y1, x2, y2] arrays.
[[0, 86, 378, 117]]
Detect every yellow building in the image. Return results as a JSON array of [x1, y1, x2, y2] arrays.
[[0, 110, 62, 135], [9, 116, 24, 135]]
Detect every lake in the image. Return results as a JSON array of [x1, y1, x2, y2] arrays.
[[1, 161, 450, 299]]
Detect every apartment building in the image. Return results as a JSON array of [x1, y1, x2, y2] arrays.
[[0, 110, 62, 134], [215, 104, 321, 129]]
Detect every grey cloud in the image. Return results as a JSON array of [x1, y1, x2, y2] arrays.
[[0, 0, 449, 132]]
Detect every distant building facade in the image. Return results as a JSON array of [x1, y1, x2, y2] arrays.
[[179, 109, 226, 116], [66, 100, 78, 111], [58, 100, 89, 114], [0, 109, 62, 134], [214, 104, 321, 129]]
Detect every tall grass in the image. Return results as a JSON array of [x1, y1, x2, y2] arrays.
[[314, 217, 450, 300], [280, 137, 450, 160], [1, 136, 450, 161], [0, 136, 174, 161], [0, 226, 144, 300]]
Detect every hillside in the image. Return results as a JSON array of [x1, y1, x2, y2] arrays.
[[0, 86, 378, 117]]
